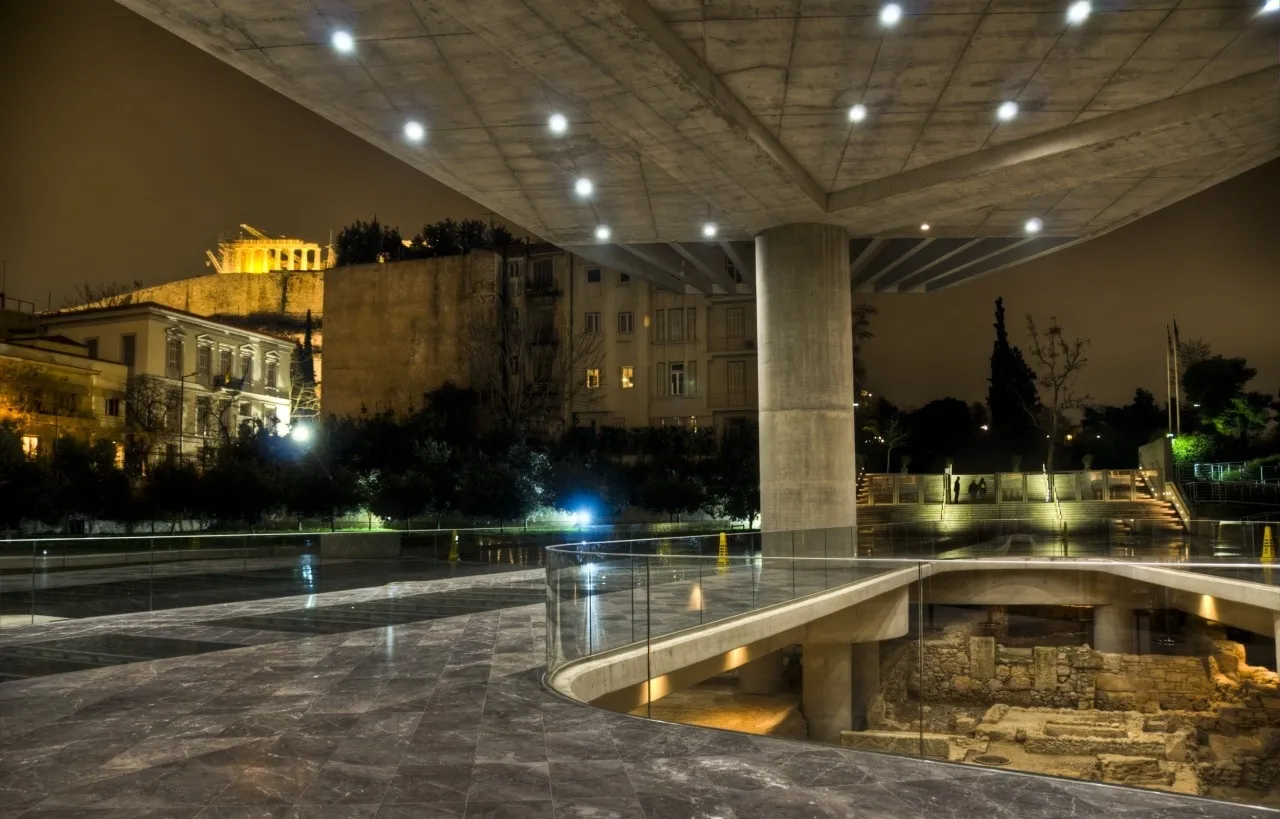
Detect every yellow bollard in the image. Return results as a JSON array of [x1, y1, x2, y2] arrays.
[[448, 530, 460, 563], [1261, 526, 1273, 585], [716, 531, 729, 575]]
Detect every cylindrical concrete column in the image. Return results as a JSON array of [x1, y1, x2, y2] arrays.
[[756, 223, 855, 555], [850, 642, 880, 731], [1093, 605, 1134, 654], [738, 650, 785, 695], [802, 642, 851, 743]]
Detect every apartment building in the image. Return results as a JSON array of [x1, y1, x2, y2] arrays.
[[39, 303, 293, 464], [568, 257, 758, 431]]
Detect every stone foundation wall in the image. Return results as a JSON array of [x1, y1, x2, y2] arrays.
[[128, 271, 324, 320], [914, 626, 1215, 711]]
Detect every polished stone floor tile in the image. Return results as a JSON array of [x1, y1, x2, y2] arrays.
[[2, 568, 1275, 819]]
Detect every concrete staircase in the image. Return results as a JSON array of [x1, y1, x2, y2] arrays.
[[858, 496, 1182, 533]]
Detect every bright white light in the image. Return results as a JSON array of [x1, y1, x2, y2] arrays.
[[920, 223, 931, 232], [548, 113, 568, 134], [582, 562, 598, 578], [981, 424, 989, 431], [702, 222, 718, 238], [290, 425, 312, 444], [331, 30, 355, 53], [997, 101, 1019, 121], [594, 225, 611, 240], [1024, 217, 1044, 234], [1066, 0, 1091, 23], [1263, 0, 1279, 12], [848, 103, 868, 123], [574, 177, 594, 197], [403, 120, 425, 142], [880, 3, 903, 26], [575, 509, 593, 527]]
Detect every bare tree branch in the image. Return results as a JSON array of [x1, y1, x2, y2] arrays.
[[1025, 314, 1091, 495]]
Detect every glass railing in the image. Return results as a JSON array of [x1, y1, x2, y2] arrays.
[[0, 523, 721, 628], [545, 535, 1280, 808]]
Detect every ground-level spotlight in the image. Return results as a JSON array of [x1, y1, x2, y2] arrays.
[[290, 424, 312, 444]]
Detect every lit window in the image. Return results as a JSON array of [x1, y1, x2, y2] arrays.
[[196, 397, 212, 436], [265, 361, 278, 390], [240, 352, 254, 383], [219, 349, 233, 383], [617, 312, 634, 333], [114, 443, 124, 469], [586, 267, 601, 284], [585, 312, 601, 334], [586, 368, 601, 389], [166, 337, 183, 379], [669, 362, 686, 396], [620, 366, 635, 389], [21, 435, 38, 458], [197, 345, 212, 383]]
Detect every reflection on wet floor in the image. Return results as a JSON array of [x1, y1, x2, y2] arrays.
[[203, 583, 546, 635], [0, 633, 245, 681]]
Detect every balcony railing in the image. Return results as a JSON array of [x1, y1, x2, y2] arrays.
[[526, 277, 562, 297], [707, 336, 756, 353], [707, 388, 757, 410]]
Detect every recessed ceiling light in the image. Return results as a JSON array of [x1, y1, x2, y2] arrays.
[[848, 104, 868, 123], [879, 3, 903, 26], [997, 101, 1019, 121], [702, 222, 718, 238], [574, 178, 594, 197], [331, 30, 355, 53], [1025, 217, 1043, 234], [920, 223, 931, 232], [595, 225, 611, 240], [1066, 0, 1091, 23], [403, 121, 425, 142], [548, 113, 568, 134], [1264, 0, 1279, 11]]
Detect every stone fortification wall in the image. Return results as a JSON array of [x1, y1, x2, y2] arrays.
[[913, 626, 1213, 711], [322, 252, 499, 418], [127, 271, 324, 320]]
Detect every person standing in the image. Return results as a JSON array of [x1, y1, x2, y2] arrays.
[[953, 477, 961, 504]]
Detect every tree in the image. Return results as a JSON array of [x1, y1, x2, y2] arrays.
[[62, 280, 143, 309], [1183, 356, 1257, 421], [986, 298, 1041, 464], [861, 398, 910, 472], [1212, 392, 1273, 446], [124, 375, 174, 472], [702, 423, 761, 526], [852, 302, 878, 394], [290, 309, 320, 421], [334, 218, 403, 266], [907, 398, 978, 473], [0, 361, 43, 431], [411, 218, 516, 258], [1024, 314, 1090, 496]]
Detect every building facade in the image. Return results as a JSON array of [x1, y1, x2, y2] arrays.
[[0, 321, 129, 460], [39, 304, 293, 465], [322, 244, 759, 433]]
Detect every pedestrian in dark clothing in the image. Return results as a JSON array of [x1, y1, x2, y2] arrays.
[[953, 478, 961, 504], [968, 480, 979, 503], [978, 478, 988, 500]]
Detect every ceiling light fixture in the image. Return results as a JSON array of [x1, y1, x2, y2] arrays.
[[403, 121, 425, 142], [1263, 0, 1279, 12], [848, 104, 868, 123], [1066, 0, 1092, 23], [920, 223, 931, 232], [331, 30, 355, 53], [595, 225, 611, 240], [1025, 217, 1044, 234], [548, 113, 568, 134], [997, 101, 1019, 121], [574, 178, 594, 197], [702, 222, 718, 238], [880, 3, 903, 26]]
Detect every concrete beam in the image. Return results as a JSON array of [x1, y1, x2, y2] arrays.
[[720, 241, 755, 287], [849, 239, 889, 290], [895, 238, 1031, 292], [620, 243, 713, 295], [564, 244, 687, 293], [670, 242, 736, 293]]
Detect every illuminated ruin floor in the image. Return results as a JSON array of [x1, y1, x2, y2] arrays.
[[634, 678, 807, 739]]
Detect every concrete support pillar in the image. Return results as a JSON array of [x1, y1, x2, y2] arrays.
[[1093, 605, 1134, 654], [737, 650, 784, 695], [802, 642, 851, 743], [756, 223, 854, 555], [850, 642, 880, 731]]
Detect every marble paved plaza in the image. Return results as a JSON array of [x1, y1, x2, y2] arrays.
[[1, 568, 1276, 818]]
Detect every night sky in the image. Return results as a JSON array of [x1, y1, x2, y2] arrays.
[[2, 1, 1277, 409]]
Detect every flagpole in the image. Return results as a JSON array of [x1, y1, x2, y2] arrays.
[[1165, 326, 1173, 436], [1172, 320, 1182, 436]]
